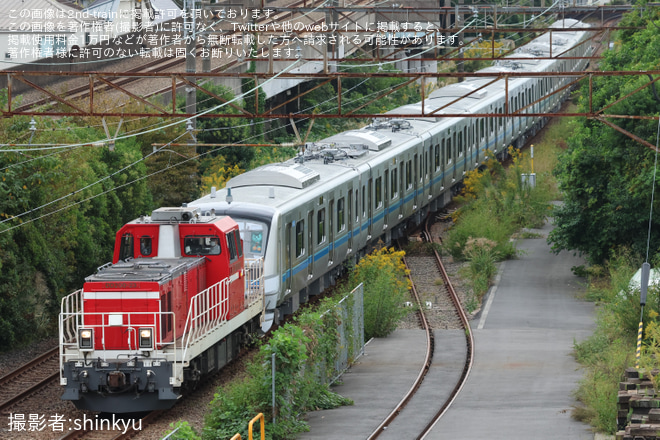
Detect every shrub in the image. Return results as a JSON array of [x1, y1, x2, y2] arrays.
[[350, 246, 410, 340], [203, 296, 355, 440]]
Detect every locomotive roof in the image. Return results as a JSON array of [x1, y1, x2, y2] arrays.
[[85, 257, 205, 284]]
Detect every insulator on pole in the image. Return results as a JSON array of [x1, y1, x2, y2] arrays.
[[641, 262, 651, 306]]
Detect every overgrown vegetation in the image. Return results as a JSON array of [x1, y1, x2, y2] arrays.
[[571, 249, 659, 434], [350, 246, 411, 340], [445, 146, 559, 304]]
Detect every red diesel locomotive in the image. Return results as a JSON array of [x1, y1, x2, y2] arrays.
[[59, 206, 264, 413]]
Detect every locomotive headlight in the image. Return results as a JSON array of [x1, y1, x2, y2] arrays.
[[78, 328, 94, 351], [139, 327, 153, 350]]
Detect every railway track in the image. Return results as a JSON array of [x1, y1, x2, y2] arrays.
[[367, 216, 474, 440], [0, 347, 60, 414]]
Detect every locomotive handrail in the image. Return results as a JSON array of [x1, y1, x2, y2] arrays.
[[59, 289, 82, 383], [179, 258, 265, 377], [59, 308, 177, 384]]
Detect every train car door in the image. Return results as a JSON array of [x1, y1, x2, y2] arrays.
[[413, 154, 419, 209], [160, 289, 173, 343], [384, 169, 390, 228], [285, 222, 292, 294], [347, 188, 354, 253], [367, 178, 373, 238], [328, 198, 335, 264], [399, 161, 404, 220], [307, 210, 314, 280]]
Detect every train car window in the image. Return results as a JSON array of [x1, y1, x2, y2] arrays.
[[391, 168, 398, 198], [384, 170, 389, 201], [235, 220, 268, 257], [426, 151, 430, 179], [480, 119, 485, 142], [119, 233, 134, 261], [184, 236, 221, 256], [234, 230, 243, 258], [317, 209, 326, 244], [458, 131, 463, 157], [367, 179, 373, 215], [405, 161, 412, 190], [434, 146, 440, 171], [285, 224, 291, 268], [348, 190, 353, 228], [337, 198, 346, 231], [295, 220, 305, 258], [375, 178, 382, 209], [445, 137, 452, 165], [354, 190, 359, 223], [362, 186, 366, 218], [139, 236, 153, 256]]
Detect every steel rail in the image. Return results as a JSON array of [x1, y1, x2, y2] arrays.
[[367, 215, 473, 439], [0, 347, 60, 413], [417, 220, 475, 440], [366, 237, 434, 440]]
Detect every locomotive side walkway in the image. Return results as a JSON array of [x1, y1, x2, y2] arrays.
[[297, 220, 597, 439]]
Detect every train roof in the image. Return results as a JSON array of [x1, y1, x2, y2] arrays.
[[192, 18, 592, 215]]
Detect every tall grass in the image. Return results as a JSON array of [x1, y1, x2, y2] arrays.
[[572, 249, 640, 433], [446, 110, 579, 304]]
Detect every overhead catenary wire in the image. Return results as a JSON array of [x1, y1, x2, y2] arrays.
[[0, 58, 301, 153], [0, 4, 571, 229], [0, 59, 302, 230], [0, 61, 381, 234]]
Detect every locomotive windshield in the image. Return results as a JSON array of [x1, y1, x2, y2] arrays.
[[183, 236, 221, 256], [234, 220, 269, 258]]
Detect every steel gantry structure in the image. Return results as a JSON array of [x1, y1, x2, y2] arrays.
[[1, 3, 658, 149]]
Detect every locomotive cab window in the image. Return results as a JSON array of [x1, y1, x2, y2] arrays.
[[140, 236, 153, 256], [227, 232, 239, 261], [119, 233, 134, 261], [183, 236, 221, 256], [234, 230, 243, 258]]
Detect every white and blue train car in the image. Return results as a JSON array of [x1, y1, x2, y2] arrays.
[[191, 19, 594, 329]]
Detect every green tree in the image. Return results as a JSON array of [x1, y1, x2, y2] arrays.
[[548, 2, 660, 264], [0, 112, 154, 350]]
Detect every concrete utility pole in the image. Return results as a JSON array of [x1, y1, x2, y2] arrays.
[[185, 0, 197, 128], [457, 0, 464, 82]]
